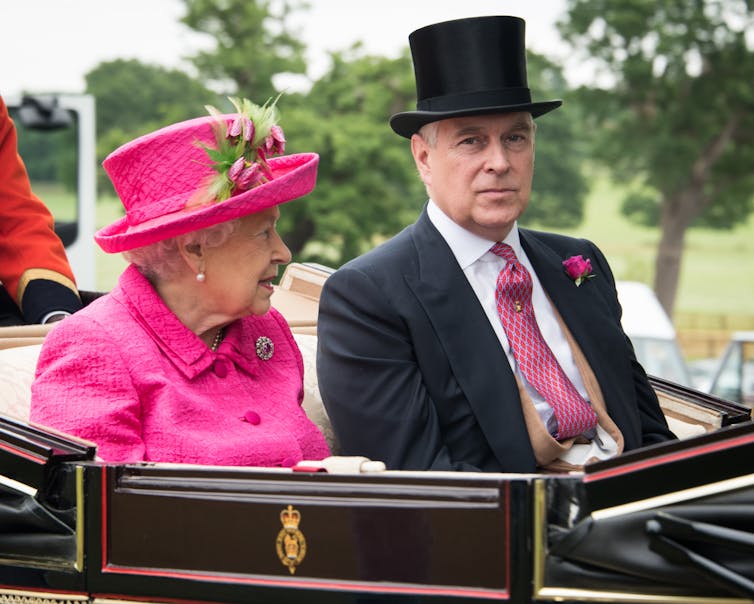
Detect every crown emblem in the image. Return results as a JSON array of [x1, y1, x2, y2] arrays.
[[280, 505, 300, 529], [275, 505, 307, 574]]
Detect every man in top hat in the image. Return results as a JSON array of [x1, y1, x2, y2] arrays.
[[316, 16, 675, 472]]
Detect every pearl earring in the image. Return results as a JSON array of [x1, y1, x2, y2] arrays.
[[196, 272, 206, 283]]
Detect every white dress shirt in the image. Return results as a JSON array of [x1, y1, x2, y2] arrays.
[[427, 200, 618, 463]]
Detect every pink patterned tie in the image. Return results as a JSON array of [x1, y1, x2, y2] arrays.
[[491, 243, 598, 440]]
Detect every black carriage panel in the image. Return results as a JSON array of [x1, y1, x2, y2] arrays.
[[86, 465, 532, 603]]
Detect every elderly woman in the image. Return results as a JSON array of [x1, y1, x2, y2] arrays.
[[30, 98, 331, 466]]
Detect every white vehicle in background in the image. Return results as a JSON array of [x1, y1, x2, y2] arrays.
[[5, 93, 97, 291], [615, 280, 693, 387], [706, 331, 754, 409]]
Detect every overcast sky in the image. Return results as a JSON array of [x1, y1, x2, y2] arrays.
[[1, 0, 573, 96]]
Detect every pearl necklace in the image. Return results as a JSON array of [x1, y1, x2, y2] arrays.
[[210, 327, 224, 352]]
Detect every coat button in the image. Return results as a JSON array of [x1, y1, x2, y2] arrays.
[[244, 410, 261, 425], [213, 360, 228, 378]]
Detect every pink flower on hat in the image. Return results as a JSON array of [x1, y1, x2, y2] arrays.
[[266, 124, 286, 155], [199, 95, 286, 202], [227, 115, 243, 138], [228, 156, 246, 181], [235, 162, 262, 190], [227, 115, 254, 142], [243, 117, 255, 142], [562, 255, 595, 286]]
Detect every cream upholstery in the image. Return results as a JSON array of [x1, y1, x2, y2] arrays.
[[666, 416, 706, 439], [293, 333, 338, 452], [269, 263, 331, 336], [0, 343, 40, 422], [0, 323, 54, 349]]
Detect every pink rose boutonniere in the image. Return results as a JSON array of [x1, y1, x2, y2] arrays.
[[562, 255, 595, 286]]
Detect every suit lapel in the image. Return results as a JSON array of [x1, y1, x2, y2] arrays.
[[403, 212, 535, 466]]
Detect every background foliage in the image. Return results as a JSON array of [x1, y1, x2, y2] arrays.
[[78, 0, 753, 318], [558, 0, 754, 313]]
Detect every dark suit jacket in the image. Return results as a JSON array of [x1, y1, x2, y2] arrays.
[[316, 208, 674, 472]]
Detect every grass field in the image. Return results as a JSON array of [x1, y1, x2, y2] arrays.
[[94, 195, 128, 290], [539, 170, 754, 319]]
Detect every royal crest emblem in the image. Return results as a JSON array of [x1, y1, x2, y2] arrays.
[[275, 505, 306, 574]]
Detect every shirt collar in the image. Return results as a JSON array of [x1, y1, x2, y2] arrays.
[[426, 199, 523, 268]]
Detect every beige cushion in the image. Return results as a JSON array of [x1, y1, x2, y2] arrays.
[[0, 343, 41, 422], [271, 263, 330, 337], [0, 323, 55, 350], [666, 415, 707, 439], [293, 333, 338, 453]]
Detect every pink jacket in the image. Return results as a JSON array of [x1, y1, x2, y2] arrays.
[[30, 265, 330, 465]]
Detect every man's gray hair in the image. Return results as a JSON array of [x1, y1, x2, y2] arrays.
[[417, 121, 439, 146], [417, 113, 536, 147]]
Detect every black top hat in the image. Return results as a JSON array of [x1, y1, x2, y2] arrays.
[[390, 16, 562, 138]]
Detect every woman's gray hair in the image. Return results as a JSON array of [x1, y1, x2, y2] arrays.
[[123, 219, 240, 283]]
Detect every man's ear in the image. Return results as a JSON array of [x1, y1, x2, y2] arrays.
[[410, 133, 431, 183]]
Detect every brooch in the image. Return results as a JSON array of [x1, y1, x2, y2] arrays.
[[256, 336, 274, 360]]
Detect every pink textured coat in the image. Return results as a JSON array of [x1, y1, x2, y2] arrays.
[[30, 265, 330, 465]]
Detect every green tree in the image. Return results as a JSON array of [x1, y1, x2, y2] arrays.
[[12, 116, 77, 194], [180, 0, 309, 100], [85, 59, 219, 193], [277, 49, 424, 265], [86, 59, 219, 139], [519, 53, 589, 229], [558, 0, 754, 316]]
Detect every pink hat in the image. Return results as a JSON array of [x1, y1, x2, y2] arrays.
[[95, 102, 318, 253]]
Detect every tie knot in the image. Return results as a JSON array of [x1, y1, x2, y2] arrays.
[[490, 242, 518, 265]]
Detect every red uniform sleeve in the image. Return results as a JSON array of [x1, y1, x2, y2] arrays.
[[0, 96, 80, 312]]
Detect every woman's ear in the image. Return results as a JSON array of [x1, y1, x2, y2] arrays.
[[179, 240, 204, 276]]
